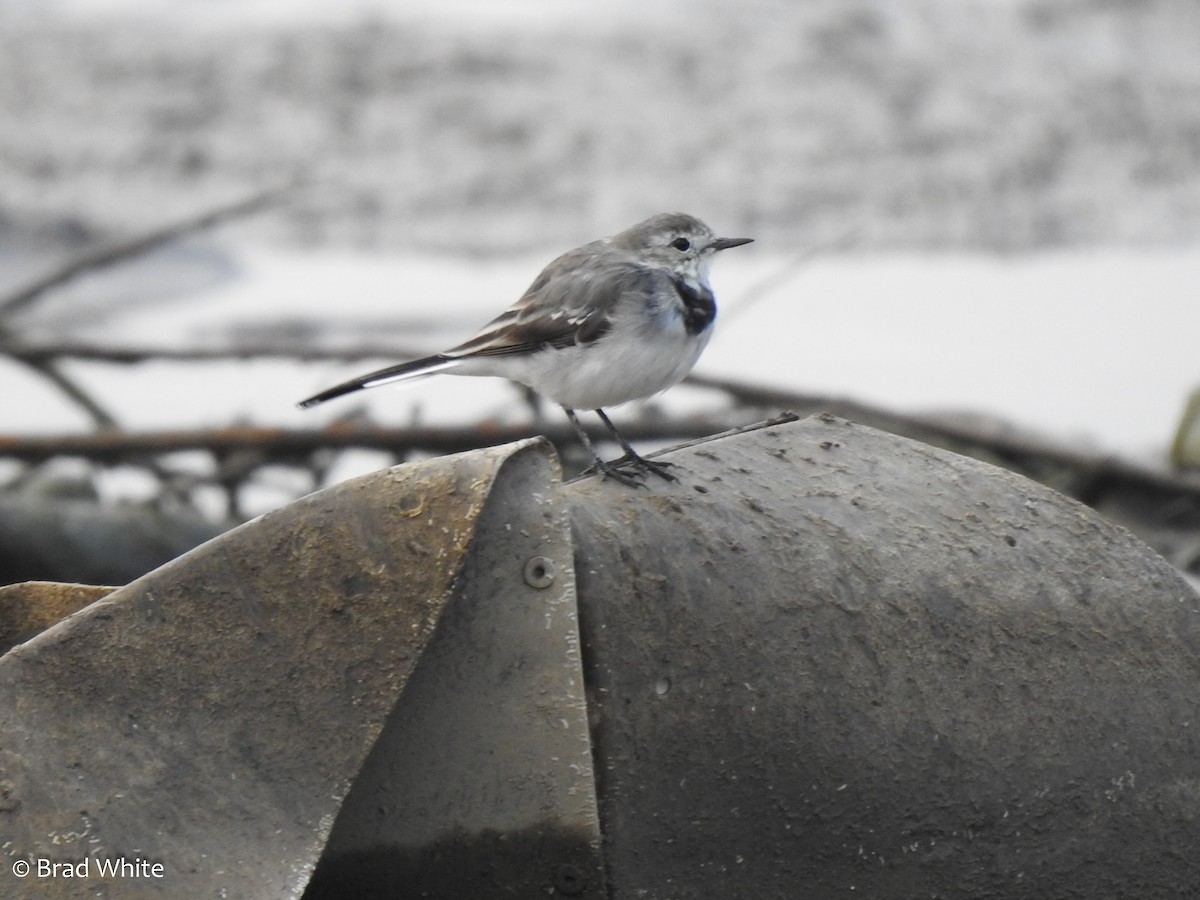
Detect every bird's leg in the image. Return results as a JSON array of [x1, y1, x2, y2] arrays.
[[594, 409, 677, 482], [562, 407, 646, 487]]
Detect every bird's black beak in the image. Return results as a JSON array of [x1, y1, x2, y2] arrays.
[[710, 236, 754, 251]]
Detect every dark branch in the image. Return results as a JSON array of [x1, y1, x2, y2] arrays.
[[0, 418, 731, 464]]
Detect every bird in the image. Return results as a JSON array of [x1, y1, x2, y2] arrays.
[[298, 212, 753, 486]]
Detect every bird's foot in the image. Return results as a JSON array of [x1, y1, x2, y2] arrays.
[[582, 458, 648, 488], [594, 453, 677, 485], [626, 454, 678, 482]]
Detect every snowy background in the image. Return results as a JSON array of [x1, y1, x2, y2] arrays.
[[2, 0, 1199, 485]]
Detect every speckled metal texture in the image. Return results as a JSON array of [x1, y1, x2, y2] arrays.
[[3, 416, 1199, 899], [568, 414, 1200, 899]]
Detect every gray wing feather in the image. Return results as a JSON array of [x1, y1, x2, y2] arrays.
[[447, 245, 668, 358]]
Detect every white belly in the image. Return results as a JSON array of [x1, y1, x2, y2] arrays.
[[456, 313, 713, 410]]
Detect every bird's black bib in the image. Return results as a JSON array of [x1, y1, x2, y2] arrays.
[[672, 278, 717, 336]]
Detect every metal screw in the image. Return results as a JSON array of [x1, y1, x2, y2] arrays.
[[523, 556, 557, 589]]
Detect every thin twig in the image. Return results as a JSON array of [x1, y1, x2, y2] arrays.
[[13, 358, 120, 430], [0, 320, 120, 430], [639, 411, 802, 461]]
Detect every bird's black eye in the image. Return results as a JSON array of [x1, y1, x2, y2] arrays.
[[671, 237, 691, 251]]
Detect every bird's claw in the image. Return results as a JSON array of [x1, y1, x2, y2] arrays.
[[584, 454, 677, 487], [622, 455, 678, 482]]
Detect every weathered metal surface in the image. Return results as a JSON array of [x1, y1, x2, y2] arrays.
[[303, 438, 605, 899], [0, 582, 115, 654], [0, 439, 558, 898], [567, 414, 1200, 898], [3, 415, 1199, 898]]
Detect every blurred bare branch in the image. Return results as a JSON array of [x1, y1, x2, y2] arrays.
[[0, 186, 290, 319], [0, 340, 424, 365], [0, 186, 292, 430], [2, 375, 1200, 575], [16, 358, 120, 430], [0, 320, 120, 429], [0, 416, 730, 464]]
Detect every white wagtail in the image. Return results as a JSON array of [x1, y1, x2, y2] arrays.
[[298, 213, 752, 485]]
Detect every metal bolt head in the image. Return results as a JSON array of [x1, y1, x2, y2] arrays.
[[523, 556, 557, 589]]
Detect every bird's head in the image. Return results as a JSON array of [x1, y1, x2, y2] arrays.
[[610, 213, 753, 282]]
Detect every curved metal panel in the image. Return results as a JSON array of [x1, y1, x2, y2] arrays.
[[567, 414, 1200, 898], [0, 582, 115, 653], [305, 438, 606, 899], [5, 415, 1198, 898], [0, 439, 548, 899]]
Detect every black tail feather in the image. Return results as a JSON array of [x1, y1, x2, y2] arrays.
[[297, 355, 456, 408]]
